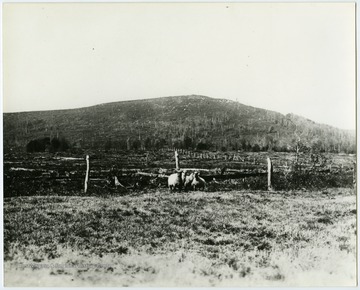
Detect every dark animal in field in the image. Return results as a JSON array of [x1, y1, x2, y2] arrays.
[[191, 171, 206, 190], [168, 170, 183, 191]]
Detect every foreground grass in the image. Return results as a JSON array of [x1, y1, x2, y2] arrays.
[[4, 188, 357, 286]]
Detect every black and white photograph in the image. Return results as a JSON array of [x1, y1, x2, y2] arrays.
[[2, 2, 357, 287]]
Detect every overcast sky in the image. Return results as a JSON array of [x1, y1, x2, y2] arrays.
[[3, 3, 356, 130]]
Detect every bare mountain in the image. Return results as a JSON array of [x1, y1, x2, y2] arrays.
[[3, 95, 356, 153]]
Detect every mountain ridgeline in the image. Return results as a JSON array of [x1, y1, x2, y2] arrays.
[[3, 95, 356, 154]]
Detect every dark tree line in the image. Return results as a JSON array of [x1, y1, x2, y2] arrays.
[[26, 137, 70, 153], [100, 134, 355, 154]]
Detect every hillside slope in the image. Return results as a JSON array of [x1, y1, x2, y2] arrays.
[[3, 95, 355, 153]]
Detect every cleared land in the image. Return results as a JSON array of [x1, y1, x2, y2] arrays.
[[3, 151, 355, 196], [4, 188, 356, 287]]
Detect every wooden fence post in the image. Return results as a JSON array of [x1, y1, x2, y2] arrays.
[[175, 150, 180, 170], [267, 157, 273, 191], [84, 155, 89, 193]]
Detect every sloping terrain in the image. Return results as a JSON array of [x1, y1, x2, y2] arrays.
[[3, 95, 355, 153]]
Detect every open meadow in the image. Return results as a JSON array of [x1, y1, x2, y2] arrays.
[[3, 150, 357, 286], [4, 188, 357, 286]]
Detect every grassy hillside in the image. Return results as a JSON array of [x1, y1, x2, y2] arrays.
[[3, 95, 355, 153]]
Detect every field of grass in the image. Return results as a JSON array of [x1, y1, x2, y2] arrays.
[[4, 188, 357, 287]]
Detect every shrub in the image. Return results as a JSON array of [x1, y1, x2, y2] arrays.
[[197, 142, 210, 151], [273, 168, 353, 190], [50, 137, 70, 152], [26, 138, 51, 153], [26, 137, 70, 153]]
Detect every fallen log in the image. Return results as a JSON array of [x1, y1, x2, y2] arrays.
[[134, 172, 168, 179], [199, 172, 267, 182]]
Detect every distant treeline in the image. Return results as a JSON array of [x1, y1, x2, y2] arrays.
[[99, 134, 355, 154], [26, 137, 70, 153], [23, 134, 355, 154], [16, 127, 357, 155]]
